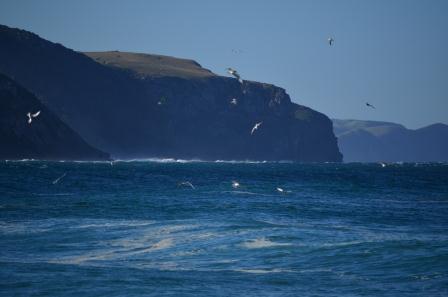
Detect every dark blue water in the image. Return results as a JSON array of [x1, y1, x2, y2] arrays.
[[1, 160, 447, 296]]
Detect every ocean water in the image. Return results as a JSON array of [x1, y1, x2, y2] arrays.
[[1, 160, 447, 296]]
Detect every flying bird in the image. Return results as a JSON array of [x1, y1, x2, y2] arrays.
[[366, 102, 376, 109], [27, 110, 41, 124], [232, 181, 240, 188], [227, 68, 243, 83], [251, 122, 263, 135], [52, 172, 67, 185], [230, 98, 238, 105], [179, 181, 195, 189], [276, 187, 284, 193], [328, 37, 334, 46]]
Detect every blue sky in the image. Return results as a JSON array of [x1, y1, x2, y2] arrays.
[[1, 0, 447, 128]]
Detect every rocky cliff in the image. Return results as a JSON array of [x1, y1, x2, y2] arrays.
[[0, 73, 110, 160], [0, 24, 342, 161], [334, 119, 448, 162]]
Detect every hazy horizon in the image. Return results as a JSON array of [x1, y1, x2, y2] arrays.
[[0, 0, 447, 129]]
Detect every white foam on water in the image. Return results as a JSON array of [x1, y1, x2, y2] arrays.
[[114, 158, 204, 163], [242, 238, 292, 249], [170, 250, 203, 257], [234, 268, 295, 274], [214, 160, 268, 164], [225, 190, 274, 197], [74, 220, 155, 229], [125, 238, 174, 256], [112, 158, 294, 164], [149, 238, 174, 251], [319, 240, 366, 248], [54, 237, 175, 265]]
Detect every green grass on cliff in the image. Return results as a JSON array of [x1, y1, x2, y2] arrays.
[[84, 51, 216, 79]]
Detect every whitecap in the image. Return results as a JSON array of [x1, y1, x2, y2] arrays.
[[114, 158, 205, 163]]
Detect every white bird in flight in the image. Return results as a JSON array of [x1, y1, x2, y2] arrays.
[[179, 181, 195, 189], [230, 98, 238, 105], [27, 110, 41, 124], [251, 122, 263, 135], [328, 37, 334, 46], [232, 181, 240, 188], [276, 187, 284, 193], [52, 172, 67, 185], [227, 68, 243, 83]]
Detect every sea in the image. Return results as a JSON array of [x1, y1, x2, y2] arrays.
[[1, 160, 447, 296]]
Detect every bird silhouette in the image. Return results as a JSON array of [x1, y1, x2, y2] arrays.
[[251, 122, 263, 135], [227, 68, 243, 83], [27, 110, 41, 124]]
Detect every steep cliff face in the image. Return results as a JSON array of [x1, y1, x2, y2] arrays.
[[117, 74, 341, 161], [0, 73, 110, 160], [334, 119, 448, 162], [0, 24, 341, 161]]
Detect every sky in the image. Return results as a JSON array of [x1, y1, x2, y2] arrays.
[[0, 0, 447, 129]]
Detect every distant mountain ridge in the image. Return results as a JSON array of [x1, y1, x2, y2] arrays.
[[0, 24, 342, 161], [0, 73, 109, 160], [333, 119, 448, 162]]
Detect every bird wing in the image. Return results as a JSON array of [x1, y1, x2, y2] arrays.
[[52, 173, 67, 184], [181, 181, 195, 189], [32, 111, 41, 117], [251, 126, 257, 134]]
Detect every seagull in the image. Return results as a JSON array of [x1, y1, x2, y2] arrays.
[[380, 162, 387, 168], [366, 102, 376, 109], [27, 110, 41, 124], [179, 181, 195, 189], [328, 37, 334, 46], [227, 68, 243, 83], [232, 181, 240, 188], [230, 98, 238, 105], [276, 187, 285, 193], [251, 122, 263, 135], [52, 172, 67, 185]]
